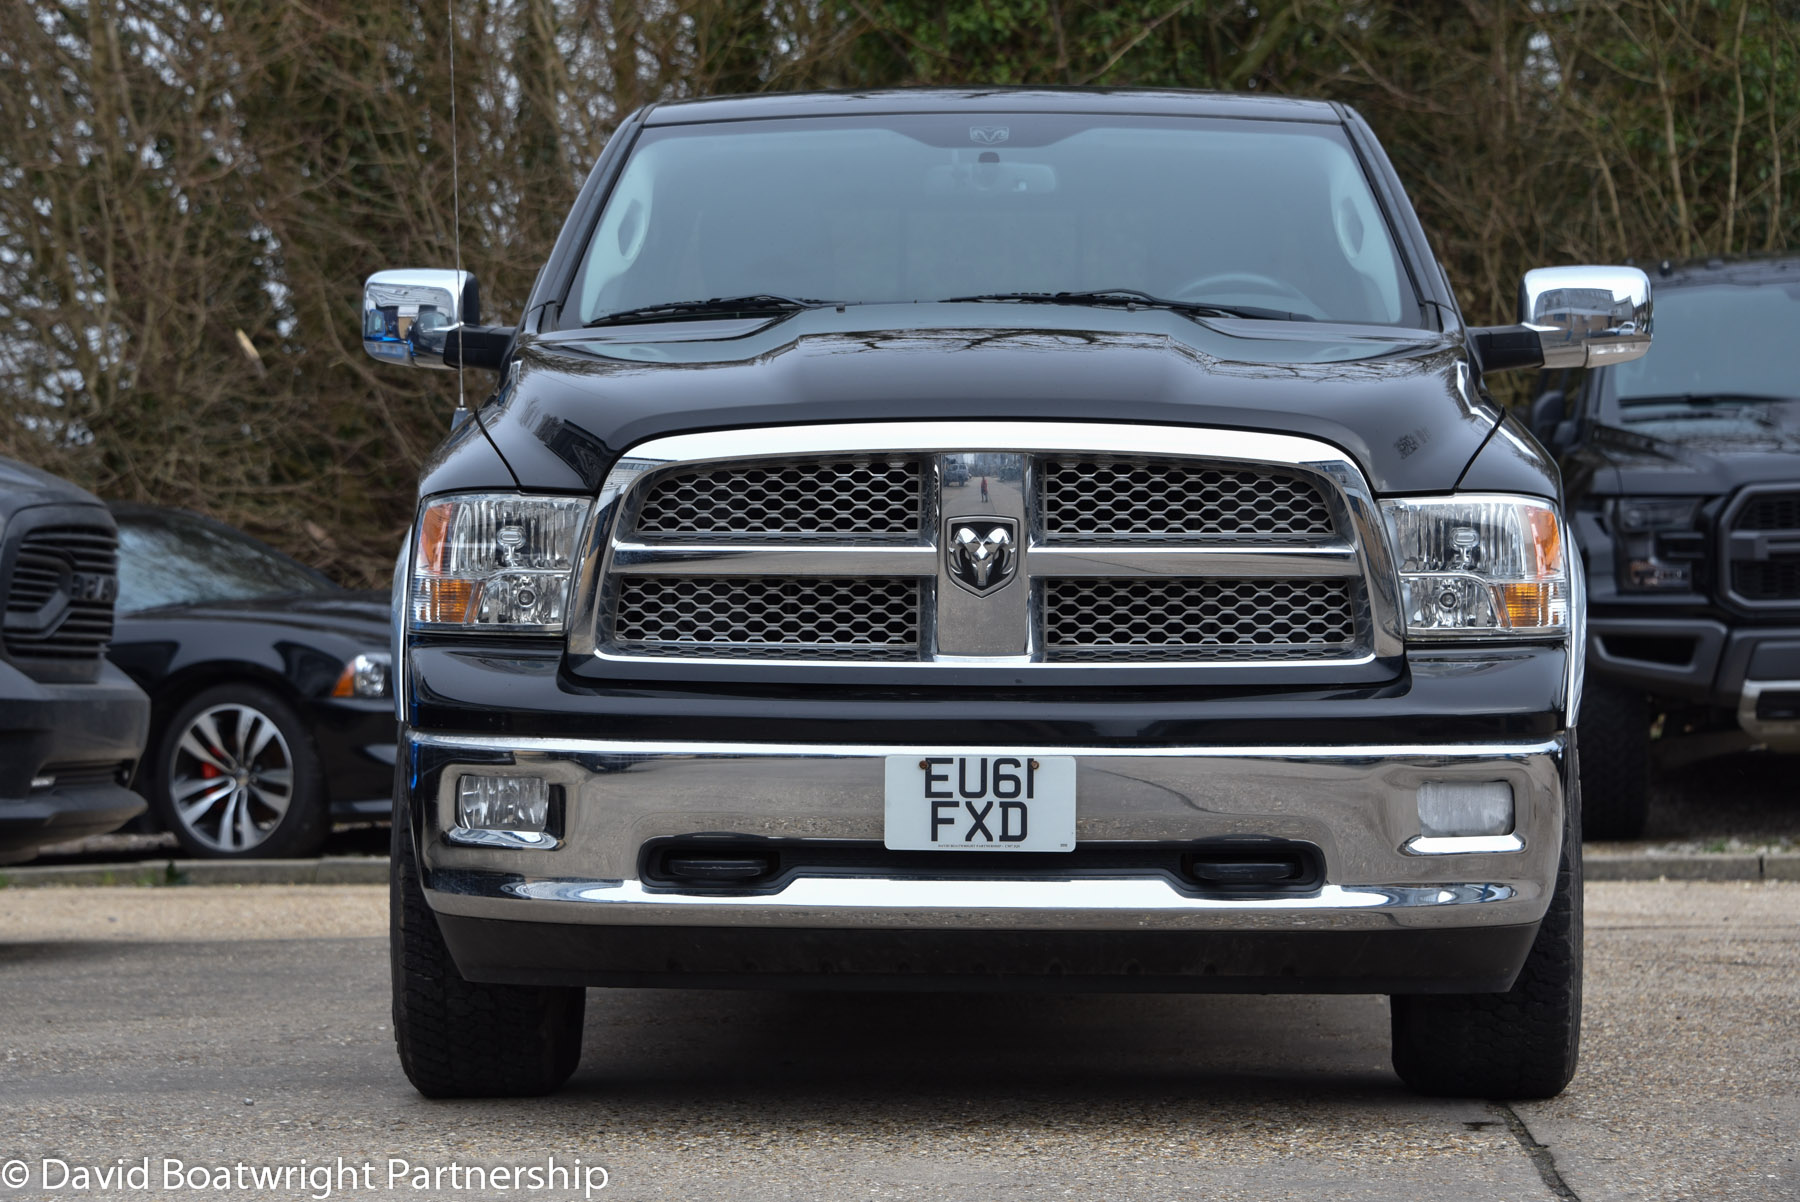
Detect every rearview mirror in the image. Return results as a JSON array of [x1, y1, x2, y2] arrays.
[[1520, 265, 1652, 369], [363, 269, 479, 370]]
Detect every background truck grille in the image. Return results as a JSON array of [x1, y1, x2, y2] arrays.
[[1731, 561, 1800, 603], [613, 576, 920, 659], [1039, 459, 1335, 542], [1734, 491, 1800, 531], [3, 524, 118, 671], [1042, 578, 1357, 661], [632, 459, 924, 541], [1724, 487, 1800, 605]]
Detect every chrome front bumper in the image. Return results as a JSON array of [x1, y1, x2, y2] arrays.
[[410, 731, 1567, 935]]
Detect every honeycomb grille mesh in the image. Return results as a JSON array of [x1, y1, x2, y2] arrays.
[[1039, 459, 1334, 542], [633, 459, 923, 541], [613, 576, 920, 659], [1042, 578, 1357, 661]]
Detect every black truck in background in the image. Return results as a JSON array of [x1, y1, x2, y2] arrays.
[[1533, 254, 1800, 838], [0, 457, 148, 863]]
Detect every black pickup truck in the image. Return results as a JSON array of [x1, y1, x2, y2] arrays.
[[0, 457, 148, 863], [363, 89, 1653, 1101], [1533, 254, 1800, 838]]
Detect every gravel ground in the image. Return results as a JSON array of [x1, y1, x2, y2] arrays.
[[1638, 748, 1799, 851], [1, 881, 1795, 1201]]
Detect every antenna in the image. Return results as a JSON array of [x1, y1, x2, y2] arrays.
[[446, 0, 465, 415]]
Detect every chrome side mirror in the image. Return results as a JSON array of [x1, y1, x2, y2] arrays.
[[1520, 265, 1651, 369], [362, 269, 479, 370]]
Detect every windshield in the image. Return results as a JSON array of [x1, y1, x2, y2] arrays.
[[1611, 281, 1800, 406], [569, 114, 1417, 328], [115, 512, 335, 612]]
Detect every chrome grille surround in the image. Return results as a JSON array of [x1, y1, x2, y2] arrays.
[[574, 422, 1404, 673]]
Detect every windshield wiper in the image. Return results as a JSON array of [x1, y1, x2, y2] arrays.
[[584, 294, 833, 328], [939, 289, 1313, 322]]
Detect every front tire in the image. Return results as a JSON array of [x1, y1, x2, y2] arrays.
[[1577, 674, 1651, 840], [1389, 767, 1583, 1100], [390, 783, 584, 1098]]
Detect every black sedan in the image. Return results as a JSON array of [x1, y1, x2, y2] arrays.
[[105, 505, 394, 858]]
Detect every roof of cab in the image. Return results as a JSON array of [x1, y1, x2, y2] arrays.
[[642, 88, 1344, 126]]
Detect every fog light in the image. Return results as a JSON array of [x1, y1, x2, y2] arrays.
[[1417, 781, 1513, 838], [457, 774, 549, 833]]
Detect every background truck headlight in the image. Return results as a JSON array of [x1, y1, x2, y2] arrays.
[[1611, 496, 1705, 592]]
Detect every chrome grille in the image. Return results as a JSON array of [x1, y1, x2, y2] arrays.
[[1039, 459, 1335, 542], [1043, 578, 1357, 661], [632, 459, 924, 542], [4, 524, 118, 667], [613, 576, 920, 659], [588, 425, 1395, 671]]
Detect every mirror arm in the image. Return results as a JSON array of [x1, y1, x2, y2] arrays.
[[1470, 325, 1546, 374], [443, 325, 512, 372]]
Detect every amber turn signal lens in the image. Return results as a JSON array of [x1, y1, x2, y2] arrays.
[[1496, 582, 1558, 627], [1527, 506, 1562, 578], [413, 578, 473, 624]]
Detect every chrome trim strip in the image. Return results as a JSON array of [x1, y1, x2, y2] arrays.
[[1403, 833, 1526, 855], [411, 729, 1561, 761], [600, 422, 1359, 463], [610, 543, 938, 576], [498, 877, 1509, 912], [1029, 544, 1361, 578], [566, 421, 1407, 667], [445, 826, 560, 850]]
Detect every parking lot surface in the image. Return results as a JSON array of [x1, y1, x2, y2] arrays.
[[1, 880, 1795, 1201]]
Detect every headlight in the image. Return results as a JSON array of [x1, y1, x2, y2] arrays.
[[410, 493, 591, 632], [332, 652, 391, 699], [1611, 497, 1705, 592], [1382, 495, 1569, 638]]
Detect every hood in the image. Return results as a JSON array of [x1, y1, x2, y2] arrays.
[[452, 305, 1502, 497], [0, 455, 107, 519], [129, 591, 389, 640], [1588, 410, 1800, 496]]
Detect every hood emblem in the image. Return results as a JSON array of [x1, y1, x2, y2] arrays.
[[947, 518, 1018, 595], [969, 125, 1010, 145]]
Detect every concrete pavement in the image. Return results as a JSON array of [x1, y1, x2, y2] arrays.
[[1, 880, 1795, 1200]]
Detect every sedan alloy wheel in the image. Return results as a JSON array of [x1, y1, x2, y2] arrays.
[[167, 702, 296, 853]]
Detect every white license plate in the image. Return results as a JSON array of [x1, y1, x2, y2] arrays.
[[883, 755, 1076, 851]]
